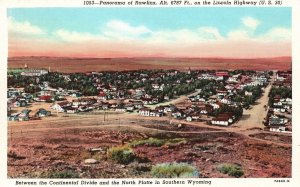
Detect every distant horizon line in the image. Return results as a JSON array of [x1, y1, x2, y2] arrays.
[[8, 55, 292, 60]]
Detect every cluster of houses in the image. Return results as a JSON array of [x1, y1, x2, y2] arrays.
[[265, 71, 292, 133], [50, 98, 146, 114], [8, 108, 51, 121], [20, 65, 49, 77], [8, 69, 273, 126]]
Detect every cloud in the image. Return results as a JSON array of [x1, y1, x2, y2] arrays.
[[262, 27, 291, 41], [53, 29, 105, 42], [8, 17, 45, 36], [227, 29, 250, 40], [228, 17, 261, 41], [197, 27, 224, 40], [242, 17, 260, 30], [102, 20, 152, 39], [8, 18, 291, 58]]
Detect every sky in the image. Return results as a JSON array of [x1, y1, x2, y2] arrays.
[[7, 7, 291, 58]]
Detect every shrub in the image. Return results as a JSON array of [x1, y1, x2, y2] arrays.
[[44, 170, 79, 178], [164, 138, 187, 147], [216, 163, 244, 177], [107, 146, 136, 164], [129, 138, 165, 147], [151, 162, 199, 178], [129, 138, 187, 148]]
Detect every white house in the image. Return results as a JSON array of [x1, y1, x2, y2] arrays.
[[139, 108, 151, 116], [211, 117, 229, 126], [51, 101, 71, 112], [270, 126, 287, 132]]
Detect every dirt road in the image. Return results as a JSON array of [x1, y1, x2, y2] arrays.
[[145, 89, 201, 109], [235, 76, 274, 129]]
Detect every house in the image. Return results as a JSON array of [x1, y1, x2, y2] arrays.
[[210, 102, 221, 109], [11, 100, 27, 108], [7, 88, 21, 98], [164, 95, 170, 100], [152, 84, 160, 90], [273, 101, 283, 106], [18, 109, 32, 121], [273, 95, 281, 101], [269, 115, 288, 126], [186, 112, 200, 122], [141, 98, 153, 105], [282, 97, 292, 105], [245, 91, 253, 96], [216, 71, 229, 77], [35, 108, 51, 117], [22, 93, 33, 100], [163, 105, 177, 113], [211, 116, 230, 126], [98, 92, 107, 100], [218, 113, 234, 123], [247, 81, 262, 86], [225, 84, 235, 91], [221, 98, 231, 104], [149, 110, 163, 117], [186, 116, 193, 122], [217, 90, 227, 97], [38, 90, 56, 96], [65, 107, 78, 113], [269, 126, 287, 132], [227, 77, 238, 83], [8, 113, 20, 121], [199, 104, 213, 114], [72, 98, 97, 106], [70, 92, 82, 98], [115, 106, 126, 112], [273, 107, 286, 113], [78, 105, 92, 112], [171, 109, 185, 119], [21, 69, 48, 76], [51, 101, 71, 112], [139, 108, 151, 116], [155, 106, 165, 113], [125, 104, 134, 112], [36, 95, 53, 102]]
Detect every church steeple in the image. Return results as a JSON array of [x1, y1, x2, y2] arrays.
[[188, 67, 191, 74]]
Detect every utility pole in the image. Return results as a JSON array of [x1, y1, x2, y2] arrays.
[[103, 111, 105, 122], [10, 128, 12, 146]]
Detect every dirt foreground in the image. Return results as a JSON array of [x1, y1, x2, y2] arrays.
[[8, 117, 291, 178]]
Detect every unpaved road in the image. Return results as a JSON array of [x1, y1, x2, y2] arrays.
[[8, 112, 291, 147], [235, 75, 275, 130]]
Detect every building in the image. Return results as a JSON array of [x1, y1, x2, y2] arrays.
[[269, 126, 287, 132], [139, 108, 151, 116], [21, 69, 48, 76], [51, 101, 71, 112], [211, 116, 230, 126]]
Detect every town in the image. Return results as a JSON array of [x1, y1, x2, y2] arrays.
[[7, 65, 292, 133]]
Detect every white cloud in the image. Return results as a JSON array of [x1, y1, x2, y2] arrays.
[[54, 29, 105, 42], [8, 17, 45, 35], [262, 27, 291, 41], [227, 29, 251, 40], [102, 20, 152, 39], [197, 27, 224, 40], [227, 17, 261, 40], [242, 17, 260, 30]]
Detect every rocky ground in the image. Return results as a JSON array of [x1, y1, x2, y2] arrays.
[[8, 124, 291, 178]]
